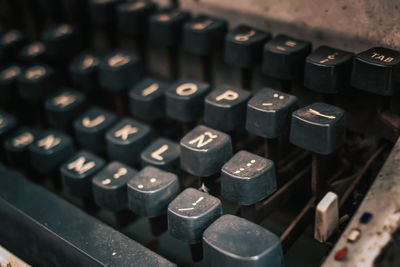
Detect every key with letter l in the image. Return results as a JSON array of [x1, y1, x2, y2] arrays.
[[141, 137, 180, 173]]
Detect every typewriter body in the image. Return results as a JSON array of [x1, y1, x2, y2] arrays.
[[0, 0, 400, 266]]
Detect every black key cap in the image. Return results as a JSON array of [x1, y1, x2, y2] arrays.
[[203, 214, 283, 267], [18, 64, 55, 102], [166, 80, 211, 123], [45, 88, 86, 130], [117, 0, 157, 35], [262, 34, 311, 80], [141, 137, 180, 173], [290, 102, 346, 155], [168, 188, 222, 243], [4, 128, 37, 167], [92, 161, 137, 211], [304, 46, 353, 93], [246, 88, 298, 138], [0, 30, 25, 57], [99, 49, 141, 91], [69, 52, 100, 93], [106, 117, 151, 165], [0, 111, 18, 142], [129, 78, 167, 122], [18, 42, 47, 63], [128, 166, 180, 217], [73, 107, 117, 153], [0, 167, 176, 266], [61, 150, 105, 198], [224, 25, 271, 69], [42, 24, 81, 61], [351, 47, 400, 96], [221, 150, 277, 205], [149, 9, 191, 47], [29, 130, 75, 174], [0, 65, 21, 108], [183, 14, 227, 56], [204, 84, 251, 132], [180, 125, 232, 177]]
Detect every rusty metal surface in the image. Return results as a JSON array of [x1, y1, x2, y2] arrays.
[[322, 137, 400, 266], [0, 245, 30, 267], [174, 0, 400, 52]]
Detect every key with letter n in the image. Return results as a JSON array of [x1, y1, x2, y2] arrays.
[[180, 125, 232, 177]]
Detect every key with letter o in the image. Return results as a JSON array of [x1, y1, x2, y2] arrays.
[[166, 80, 211, 123]]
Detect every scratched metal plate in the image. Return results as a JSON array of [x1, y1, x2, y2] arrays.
[[161, 0, 400, 53]]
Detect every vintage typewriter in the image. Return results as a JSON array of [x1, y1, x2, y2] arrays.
[[0, 0, 399, 266]]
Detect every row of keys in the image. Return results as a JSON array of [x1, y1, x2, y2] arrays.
[[0, 90, 345, 176], [85, 2, 400, 95], [59, 150, 282, 266], [2, 11, 399, 95], [0, 57, 344, 157]]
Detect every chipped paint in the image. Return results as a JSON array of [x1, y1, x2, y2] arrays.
[[323, 138, 400, 266]]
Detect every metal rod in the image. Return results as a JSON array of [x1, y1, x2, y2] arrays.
[[264, 138, 279, 165], [241, 204, 257, 222], [255, 165, 311, 223], [280, 196, 316, 253], [149, 214, 168, 236], [202, 54, 213, 84], [189, 242, 203, 262], [339, 144, 387, 207], [311, 153, 328, 200]]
